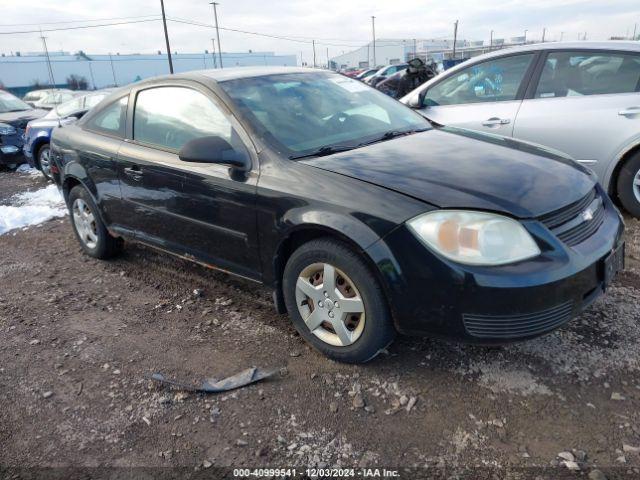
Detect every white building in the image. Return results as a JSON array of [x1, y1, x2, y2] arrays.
[[330, 38, 466, 69]]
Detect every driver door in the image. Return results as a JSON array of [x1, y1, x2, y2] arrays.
[[417, 53, 537, 136]]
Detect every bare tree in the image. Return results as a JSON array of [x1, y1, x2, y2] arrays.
[[66, 74, 88, 91]]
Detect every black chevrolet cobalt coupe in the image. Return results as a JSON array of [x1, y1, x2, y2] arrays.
[[50, 67, 625, 363]]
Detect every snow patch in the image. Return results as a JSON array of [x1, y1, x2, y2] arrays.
[[0, 184, 67, 235], [15, 164, 41, 176]]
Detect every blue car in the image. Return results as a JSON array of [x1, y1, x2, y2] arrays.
[[24, 90, 111, 179]]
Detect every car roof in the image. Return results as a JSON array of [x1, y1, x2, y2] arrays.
[[462, 41, 640, 62], [400, 41, 640, 102], [184, 66, 325, 83]]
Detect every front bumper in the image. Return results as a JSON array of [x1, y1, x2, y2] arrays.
[[0, 132, 26, 165], [367, 189, 625, 344]]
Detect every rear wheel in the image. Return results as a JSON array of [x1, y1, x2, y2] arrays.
[[283, 238, 395, 363], [616, 150, 640, 218], [68, 185, 122, 259], [37, 144, 53, 181]]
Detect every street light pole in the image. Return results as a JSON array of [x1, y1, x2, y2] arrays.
[[541, 27, 546, 43], [490, 30, 494, 50], [210, 2, 223, 69], [452, 20, 458, 58], [524, 29, 528, 44], [211, 38, 217, 68], [312, 39, 316, 68], [371, 16, 376, 67], [159, 0, 174, 74], [39, 29, 55, 87]]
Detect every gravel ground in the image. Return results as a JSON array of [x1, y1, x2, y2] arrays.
[[1, 169, 640, 479]]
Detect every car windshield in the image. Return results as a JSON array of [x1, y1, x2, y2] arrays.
[[219, 72, 429, 158], [0, 91, 32, 113]]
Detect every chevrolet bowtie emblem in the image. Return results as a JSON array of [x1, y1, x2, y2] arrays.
[[582, 208, 594, 222]]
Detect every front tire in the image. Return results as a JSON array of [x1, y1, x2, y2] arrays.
[[68, 185, 122, 259], [617, 150, 640, 218], [283, 238, 395, 363], [37, 144, 53, 181]]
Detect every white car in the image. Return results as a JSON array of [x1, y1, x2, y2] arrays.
[[401, 41, 640, 217]]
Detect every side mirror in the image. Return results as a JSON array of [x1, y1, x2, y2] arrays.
[[408, 91, 426, 109], [178, 136, 250, 170]]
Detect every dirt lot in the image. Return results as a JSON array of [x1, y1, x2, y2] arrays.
[[1, 169, 640, 479]]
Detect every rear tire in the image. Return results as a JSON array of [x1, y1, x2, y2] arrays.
[[617, 150, 640, 218], [68, 185, 122, 259], [283, 238, 395, 363]]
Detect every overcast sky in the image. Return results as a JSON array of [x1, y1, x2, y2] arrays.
[[1, 0, 639, 62]]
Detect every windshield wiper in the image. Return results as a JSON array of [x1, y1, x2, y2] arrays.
[[358, 128, 430, 147], [289, 144, 356, 160]]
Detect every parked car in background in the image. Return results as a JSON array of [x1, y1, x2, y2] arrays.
[[0, 90, 47, 168], [50, 68, 623, 363], [24, 89, 112, 179], [365, 63, 409, 87], [355, 68, 380, 81], [401, 41, 640, 217], [32, 90, 78, 110], [23, 89, 64, 107], [341, 67, 364, 78]]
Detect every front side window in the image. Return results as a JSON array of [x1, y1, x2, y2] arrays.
[[425, 54, 535, 106], [220, 72, 428, 157], [133, 87, 236, 151], [535, 51, 640, 98], [84, 96, 128, 137]]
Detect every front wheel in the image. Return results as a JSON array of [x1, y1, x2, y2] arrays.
[[68, 185, 122, 259], [617, 150, 640, 218], [283, 238, 395, 363], [37, 144, 53, 181]]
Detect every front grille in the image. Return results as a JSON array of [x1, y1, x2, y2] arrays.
[[538, 188, 605, 246], [463, 301, 574, 339]]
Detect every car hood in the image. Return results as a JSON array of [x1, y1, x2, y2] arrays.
[[0, 109, 48, 127], [301, 127, 597, 219]]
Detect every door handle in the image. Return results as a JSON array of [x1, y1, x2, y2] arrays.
[[618, 107, 640, 117], [124, 166, 143, 180], [482, 117, 511, 127]]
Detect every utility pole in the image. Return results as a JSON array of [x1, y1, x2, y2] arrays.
[[159, 0, 174, 74], [109, 53, 117, 86], [210, 2, 223, 68], [371, 16, 376, 67], [452, 20, 458, 58], [326, 47, 329, 69], [524, 29, 528, 44], [413, 38, 417, 58], [300, 51, 303, 66], [541, 27, 546, 43], [87, 61, 96, 89], [211, 38, 217, 68], [39, 29, 55, 87], [560, 31, 565, 41], [633, 23, 637, 40], [312, 40, 316, 68], [490, 30, 494, 50]]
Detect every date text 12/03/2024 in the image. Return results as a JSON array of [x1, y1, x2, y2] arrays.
[[233, 468, 401, 477]]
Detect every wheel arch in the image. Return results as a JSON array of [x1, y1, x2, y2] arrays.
[[32, 138, 50, 169], [606, 140, 640, 199], [270, 220, 394, 316]]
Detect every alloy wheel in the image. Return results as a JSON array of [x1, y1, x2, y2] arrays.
[[295, 262, 365, 347], [39, 147, 52, 179], [633, 168, 640, 204], [72, 198, 98, 249]]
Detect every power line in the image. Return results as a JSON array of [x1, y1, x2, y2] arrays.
[[0, 15, 161, 27], [0, 18, 161, 35]]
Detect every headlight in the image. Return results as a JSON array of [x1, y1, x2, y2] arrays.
[[407, 210, 541, 266], [0, 123, 17, 135]]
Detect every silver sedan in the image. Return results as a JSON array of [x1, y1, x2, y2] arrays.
[[401, 41, 640, 217]]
